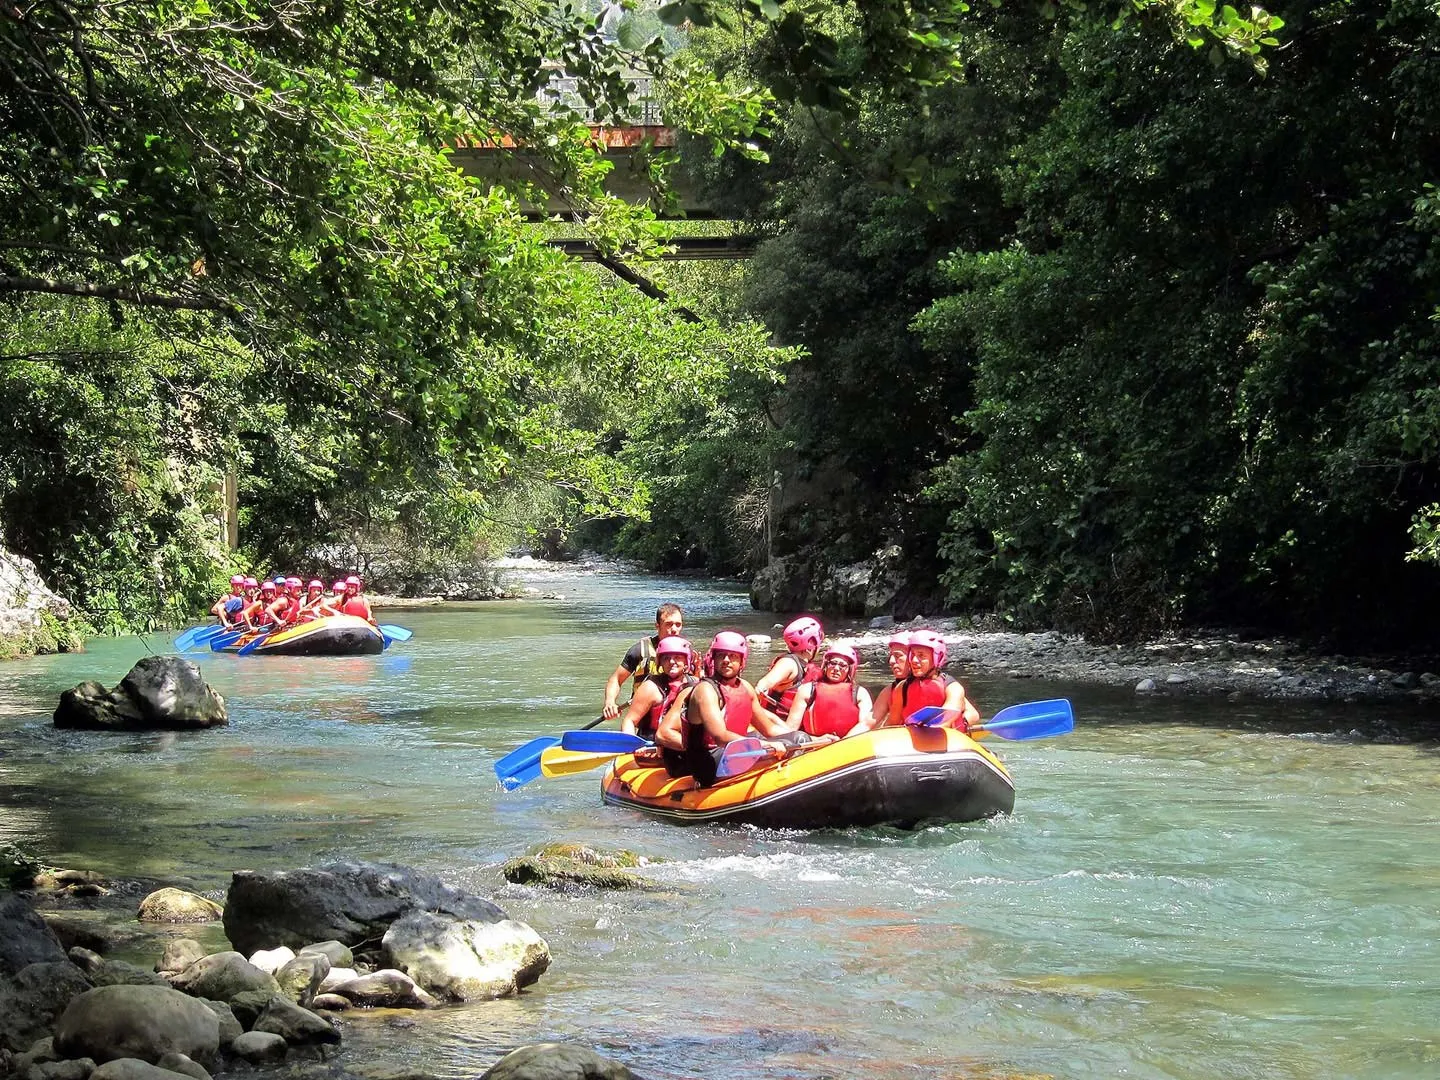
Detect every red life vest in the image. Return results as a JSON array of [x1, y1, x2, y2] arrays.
[[894, 673, 956, 722], [693, 677, 753, 749], [765, 654, 822, 715], [342, 596, 372, 620], [641, 675, 695, 741], [802, 680, 861, 738]]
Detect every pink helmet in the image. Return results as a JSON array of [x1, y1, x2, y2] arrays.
[[345, 575, 361, 588], [284, 576, 302, 589], [908, 629, 947, 669], [230, 575, 245, 586], [822, 643, 858, 676], [307, 579, 323, 590], [260, 581, 277, 594], [782, 616, 823, 654], [705, 630, 749, 675], [243, 577, 258, 589], [332, 580, 347, 592], [887, 631, 910, 650], [656, 636, 693, 664]]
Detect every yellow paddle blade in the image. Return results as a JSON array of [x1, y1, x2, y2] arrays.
[[539, 746, 620, 778]]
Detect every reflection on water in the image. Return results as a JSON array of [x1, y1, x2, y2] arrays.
[[2, 571, 1440, 1078]]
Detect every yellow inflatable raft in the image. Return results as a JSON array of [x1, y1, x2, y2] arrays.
[[601, 725, 1014, 829]]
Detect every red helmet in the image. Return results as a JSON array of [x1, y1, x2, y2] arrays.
[[782, 616, 823, 654], [908, 629, 947, 669], [656, 636, 693, 664]]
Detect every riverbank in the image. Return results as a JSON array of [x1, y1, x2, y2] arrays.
[[841, 617, 1440, 706]]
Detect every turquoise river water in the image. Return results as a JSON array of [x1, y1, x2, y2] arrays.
[[2, 569, 1439, 1079]]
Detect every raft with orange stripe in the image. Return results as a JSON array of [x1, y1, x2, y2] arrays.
[[215, 614, 384, 656], [601, 725, 1015, 829]]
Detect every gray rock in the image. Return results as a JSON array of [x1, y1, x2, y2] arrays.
[[53, 985, 220, 1064], [54, 657, 227, 731], [228, 1032, 288, 1065], [76, 954, 168, 989], [748, 555, 811, 613], [90, 1061, 194, 1080], [0, 895, 69, 977], [25, 1058, 95, 1080], [224, 991, 273, 1031], [40, 916, 118, 956], [297, 941, 352, 968], [0, 962, 93, 1055], [244, 947, 295, 975], [381, 910, 549, 1002], [14, 1037, 58, 1072], [195, 1002, 240, 1048], [154, 1054, 210, 1080], [327, 970, 437, 1009], [1135, 678, 1157, 693], [137, 890, 222, 925], [479, 1043, 642, 1080], [155, 942, 206, 976], [315, 967, 358, 995], [867, 615, 896, 629], [167, 952, 278, 1002], [307, 994, 350, 1012], [274, 954, 328, 1008], [251, 997, 339, 1046], [221, 861, 507, 954]]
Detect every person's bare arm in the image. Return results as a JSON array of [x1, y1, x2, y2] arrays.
[[783, 683, 814, 733], [656, 685, 693, 750], [618, 682, 660, 737], [748, 684, 791, 738], [602, 664, 632, 719], [869, 685, 892, 730]]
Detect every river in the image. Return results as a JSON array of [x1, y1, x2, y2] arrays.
[[1, 568, 1438, 1079]]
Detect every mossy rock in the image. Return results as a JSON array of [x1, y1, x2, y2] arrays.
[[502, 843, 664, 891]]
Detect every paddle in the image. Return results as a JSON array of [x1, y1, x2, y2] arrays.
[[378, 623, 412, 643], [907, 698, 1074, 740], [560, 730, 650, 754], [539, 746, 629, 778], [208, 628, 249, 651], [175, 624, 226, 651], [715, 737, 776, 779], [236, 630, 272, 656], [495, 711, 612, 791]]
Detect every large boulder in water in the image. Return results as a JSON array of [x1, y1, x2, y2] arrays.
[[53, 656, 227, 731], [222, 861, 508, 955], [53, 985, 220, 1064], [480, 1043, 643, 1080], [0, 961, 94, 1054]]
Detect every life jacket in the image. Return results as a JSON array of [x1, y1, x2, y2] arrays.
[[894, 672, 957, 722], [763, 653, 822, 715], [640, 674, 696, 741], [802, 680, 862, 739], [342, 596, 372, 621], [691, 676, 753, 749]]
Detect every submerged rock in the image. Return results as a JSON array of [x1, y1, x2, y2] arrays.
[[137, 889, 223, 924], [500, 843, 662, 892], [479, 1043, 643, 1080]]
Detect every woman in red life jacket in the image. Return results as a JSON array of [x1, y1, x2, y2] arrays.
[[341, 575, 373, 621], [785, 643, 874, 741], [887, 630, 980, 729], [239, 580, 278, 628], [616, 642, 694, 789], [266, 577, 304, 627], [660, 631, 788, 787], [753, 615, 824, 725], [297, 579, 329, 621], [869, 631, 911, 729]]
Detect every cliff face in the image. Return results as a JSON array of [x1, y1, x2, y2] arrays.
[[0, 550, 83, 659]]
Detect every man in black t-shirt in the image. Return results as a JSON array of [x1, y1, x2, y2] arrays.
[[602, 603, 684, 719]]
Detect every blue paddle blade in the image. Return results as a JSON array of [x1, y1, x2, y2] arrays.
[[715, 737, 772, 779], [173, 628, 199, 651], [561, 730, 649, 754], [975, 699, 1074, 740], [494, 736, 560, 789], [209, 629, 247, 650], [378, 624, 412, 642], [236, 631, 270, 656], [905, 706, 955, 727]]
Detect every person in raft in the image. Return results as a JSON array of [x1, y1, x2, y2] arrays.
[[619, 636, 699, 778], [656, 630, 789, 786], [887, 629, 980, 729], [784, 643, 874, 742], [296, 579, 332, 621], [753, 615, 824, 720], [340, 575, 373, 621], [868, 631, 911, 729], [265, 577, 304, 628], [237, 579, 278, 630], [211, 575, 247, 627], [601, 602, 686, 720]]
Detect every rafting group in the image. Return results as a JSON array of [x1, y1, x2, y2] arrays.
[[174, 573, 408, 656], [599, 603, 982, 788]]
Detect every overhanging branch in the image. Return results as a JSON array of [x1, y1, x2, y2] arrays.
[[0, 275, 233, 312]]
